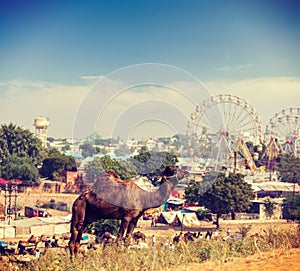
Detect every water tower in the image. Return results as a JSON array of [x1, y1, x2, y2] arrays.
[[34, 117, 49, 147]]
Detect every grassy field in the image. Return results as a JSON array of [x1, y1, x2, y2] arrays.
[[1, 218, 299, 271]]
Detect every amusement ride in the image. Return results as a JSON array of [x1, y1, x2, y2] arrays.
[[186, 94, 263, 173]]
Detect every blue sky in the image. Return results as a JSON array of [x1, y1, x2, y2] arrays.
[[0, 0, 299, 139]]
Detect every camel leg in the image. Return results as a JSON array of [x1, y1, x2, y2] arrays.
[[69, 197, 86, 257], [117, 216, 131, 244], [124, 217, 140, 244], [126, 217, 139, 237]]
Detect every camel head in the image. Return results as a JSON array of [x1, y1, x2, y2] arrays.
[[160, 166, 189, 185]]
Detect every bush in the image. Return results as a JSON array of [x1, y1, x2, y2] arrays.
[[4, 226, 300, 271]]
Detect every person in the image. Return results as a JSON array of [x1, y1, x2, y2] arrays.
[[151, 217, 156, 227], [226, 228, 231, 237], [18, 240, 25, 255], [205, 230, 211, 240], [35, 249, 40, 260], [214, 230, 219, 241], [151, 235, 156, 247]]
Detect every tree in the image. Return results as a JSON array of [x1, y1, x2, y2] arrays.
[[282, 195, 300, 221], [184, 171, 220, 205], [0, 123, 45, 166], [198, 173, 255, 228], [85, 156, 135, 182], [79, 143, 98, 158], [86, 219, 120, 236], [263, 198, 278, 218], [130, 149, 178, 180], [184, 184, 201, 205], [0, 154, 40, 186], [40, 152, 77, 181], [277, 153, 300, 184]]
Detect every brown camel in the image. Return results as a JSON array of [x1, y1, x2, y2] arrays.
[[69, 166, 187, 256], [132, 231, 146, 243], [183, 231, 202, 242]]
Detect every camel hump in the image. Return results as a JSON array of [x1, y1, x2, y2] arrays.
[[106, 171, 119, 179]]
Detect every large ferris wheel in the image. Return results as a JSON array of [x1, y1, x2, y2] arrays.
[[186, 94, 263, 170], [265, 108, 300, 157]]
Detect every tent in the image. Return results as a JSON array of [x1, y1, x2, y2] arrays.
[[0, 216, 71, 238], [0, 224, 15, 239], [158, 211, 201, 227]]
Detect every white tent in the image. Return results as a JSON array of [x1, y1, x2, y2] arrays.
[[0, 216, 71, 238], [0, 224, 15, 238], [158, 211, 200, 227]]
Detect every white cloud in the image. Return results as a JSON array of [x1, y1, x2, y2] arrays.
[[0, 76, 299, 140], [0, 79, 88, 138], [213, 66, 230, 72], [236, 64, 253, 70], [80, 75, 106, 81], [205, 77, 300, 127]]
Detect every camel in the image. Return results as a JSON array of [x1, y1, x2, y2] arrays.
[[132, 231, 146, 243], [69, 166, 188, 256], [183, 231, 202, 243]]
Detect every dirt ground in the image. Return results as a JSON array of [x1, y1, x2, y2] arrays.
[[170, 248, 300, 271], [1, 212, 299, 270], [137, 219, 300, 271]]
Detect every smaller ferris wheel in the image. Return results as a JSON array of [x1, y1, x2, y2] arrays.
[[265, 108, 300, 156]]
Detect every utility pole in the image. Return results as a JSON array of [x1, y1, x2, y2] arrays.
[[292, 172, 297, 211], [4, 182, 19, 225]]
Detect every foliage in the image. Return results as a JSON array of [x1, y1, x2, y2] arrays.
[[277, 153, 300, 184], [85, 156, 136, 182], [238, 225, 252, 238], [40, 152, 77, 181], [195, 209, 213, 221], [79, 143, 99, 158], [114, 144, 132, 156], [85, 150, 178, 183], [130, 149, 178, 179], [282, 194, 300, 220], [263, 198, 278, 218], [0, 122, 45, 166], [198, 173, 255, 228], [86, 219, 120, 236], [0, 154, 40, 185], [184, 184, 201, 205], [8, 226, 300, 271], [184, 171, 219, 205]]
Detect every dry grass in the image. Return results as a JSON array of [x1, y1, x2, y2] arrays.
[[1, 220, 299, 271]]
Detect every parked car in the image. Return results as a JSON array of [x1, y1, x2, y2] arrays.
[[24, 206, 52, 218]]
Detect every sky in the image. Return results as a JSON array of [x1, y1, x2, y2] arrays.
[[0, 0, 299, 140]]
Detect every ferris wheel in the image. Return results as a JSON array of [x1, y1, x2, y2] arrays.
[[186, 94, 263, 170], [265, 108, 300, 156]]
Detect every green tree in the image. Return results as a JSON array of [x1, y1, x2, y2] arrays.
[[0, 123, 45, 165], [130, 149, 177, 179], [184, 184, 201, 205], [282, 195, 300, 220], [263, 198, 278, 218], [85, 156, 135, 182], [277, 153, 300, 184], [184, 171, 219, 205], [40, 153, 77, 181], [86, 219, 120, 236], [198, 173, 255, 228], [0, 154, 40, 186], [79, 143, 98, 158]]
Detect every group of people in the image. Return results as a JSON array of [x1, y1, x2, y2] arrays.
[[204, 228, 231, 241]]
